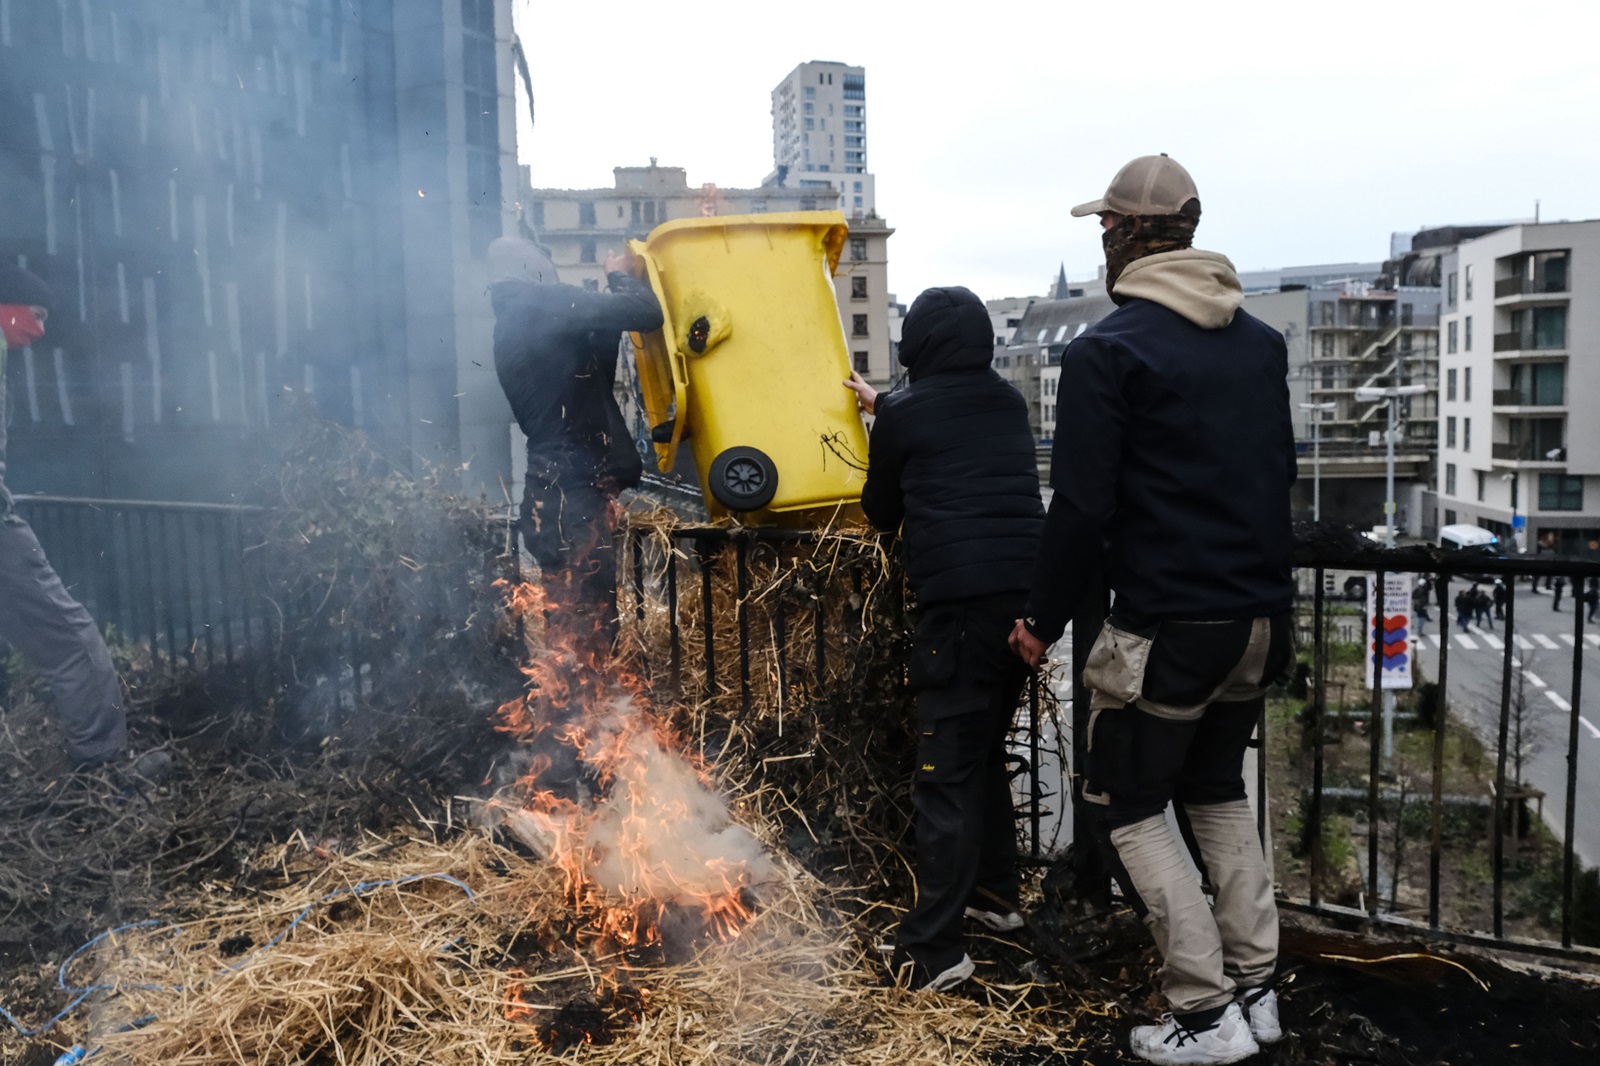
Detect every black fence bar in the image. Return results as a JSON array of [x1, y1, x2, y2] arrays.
[[1492, 577, 1517, 938], [1367, 570, 1385, 915], [736, 537, 752, 716], [1028, 674, 1042, 860], [1428, 574, 1450, 929], [698, 537, 716, 704], [1564, 573, 1585, 948], [1309, 569, 1326, 908], [666, 547, 681, 699], [632, 527, 647, 629]]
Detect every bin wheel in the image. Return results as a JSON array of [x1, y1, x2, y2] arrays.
[[708, 447, 778, 512]]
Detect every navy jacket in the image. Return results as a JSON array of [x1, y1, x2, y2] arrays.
[[490, 272, 662, 489], [1023, 272, 1296, 642], [861, 287, 1044, 605]]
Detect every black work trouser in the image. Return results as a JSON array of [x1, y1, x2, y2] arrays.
[[895, 592, 1028, 973], [519, 473, 619, 653]]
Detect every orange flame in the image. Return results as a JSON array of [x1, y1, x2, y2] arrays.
[[492, 578, 771, 955]]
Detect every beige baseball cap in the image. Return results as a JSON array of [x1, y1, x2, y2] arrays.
[[1071, 154, 1199, 218]]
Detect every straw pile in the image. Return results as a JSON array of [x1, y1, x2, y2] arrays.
[[79, 832, 1085, 1066]]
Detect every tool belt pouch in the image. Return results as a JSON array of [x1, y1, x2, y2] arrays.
[[1081, 621, 1154, 712], [908, 605, 964, 691]]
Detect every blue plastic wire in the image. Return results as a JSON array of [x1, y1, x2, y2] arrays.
[[4, 872, 477, 1042]]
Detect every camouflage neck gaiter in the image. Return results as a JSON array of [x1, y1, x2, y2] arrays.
[[1102, 213, 1200, 299]]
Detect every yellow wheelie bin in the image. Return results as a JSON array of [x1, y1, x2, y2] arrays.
[[628, 211, 870, 522]]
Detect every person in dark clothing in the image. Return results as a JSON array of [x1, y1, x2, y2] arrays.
[[487, 237, 663, 651], [1553, 574, 1566, 612], [1492, 580, 1507, 620], [1009, 156, 1291, 1063], [1586, 578, 1599, 624], [1474, 588, 1492, 628], [1456, 588, 1474, 632], [1412, 584, 1431, 637], [845, 285, 1045, 992]]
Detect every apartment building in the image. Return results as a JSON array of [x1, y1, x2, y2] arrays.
[[1436, 220, 1600, 555], [766, 60, 874, 217]]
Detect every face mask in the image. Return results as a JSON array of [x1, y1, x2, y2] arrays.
[[0, 305, 45, 349]]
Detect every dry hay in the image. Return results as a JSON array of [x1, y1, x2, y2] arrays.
[[613, 506, 1069, 899], [65, 832, 1086, 1066]]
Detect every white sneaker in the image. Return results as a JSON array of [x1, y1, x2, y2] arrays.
[[1236, 987, 1282, 1045], [921, 953, 974, 992], [1129, 1003, 1260, 1064], [964, 906, 1025, 932]]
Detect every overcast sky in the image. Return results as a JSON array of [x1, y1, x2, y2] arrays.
[[511, 0, 1600, 303]]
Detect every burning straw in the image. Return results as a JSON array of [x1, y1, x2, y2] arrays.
[[85, 834, 1075, 1066]]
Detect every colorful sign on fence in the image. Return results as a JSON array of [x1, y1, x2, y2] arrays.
[[1365, 571, 1414, 690]]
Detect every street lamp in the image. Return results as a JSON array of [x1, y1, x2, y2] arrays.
[[1354, 384, 1429, 548], [1298, 401, 1337, 522]]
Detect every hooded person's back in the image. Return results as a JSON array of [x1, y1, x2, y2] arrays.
[[860, 286, 1044, 605]]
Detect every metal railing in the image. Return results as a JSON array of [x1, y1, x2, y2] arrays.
[[617, 524, 1064, 863], [1494, 387, 1566, 407], [1496, 276, 1569, 299], [12, 495, 272, 671], [1069, 544, 1600, 962], [1493, 441, 1566, 462], [14, 494, 1599, 960]]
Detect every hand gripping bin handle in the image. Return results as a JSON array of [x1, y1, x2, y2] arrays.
[[627, 212, 867, 523]]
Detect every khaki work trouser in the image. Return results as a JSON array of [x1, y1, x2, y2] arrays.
[[1080, 614, 1290, 1015]]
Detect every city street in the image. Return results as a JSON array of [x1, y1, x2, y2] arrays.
[[1409, 587, 1600, 867]]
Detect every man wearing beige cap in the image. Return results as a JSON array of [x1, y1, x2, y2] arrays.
[[1010, 156, 1296, 1064]]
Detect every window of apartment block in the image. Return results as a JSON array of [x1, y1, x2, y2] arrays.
[[1318, 301, 1334, 325], [579, 240, 596, 263], [1447, 320, 1458, 353], [1447, 369, 1457, 401], [849, 238, 867, 261], [1476, 470, 1486, 502], [803, 86, 815, 98], [1446, 416, 1457, 448], [579, 202, 596, 227], [1463, 417, 1471, 452], [1320, 334, 1334, 359], [1444, 507, 1457, 525], [850, 276, 867, 299], [1401, 303, 1414, 326], [1464, 367, 1472, 401], [1446, 463, 1457, 496], [1464, 315, 1473, 351], [852, 351, 868, 373], [803, 102, 813, 114], [1447, 272, 1458, 307], [1539, 474, 1584, 511], [1464, 264, 1474, 301], [852, 314, 868, 337]]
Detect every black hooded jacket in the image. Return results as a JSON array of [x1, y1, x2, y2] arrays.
[[860, 287, 1044, 605], [489, 272, 663, 489]]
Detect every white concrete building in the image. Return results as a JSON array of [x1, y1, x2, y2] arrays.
[[767, 60, 873, 216], [1436, 220, 1600, 555]]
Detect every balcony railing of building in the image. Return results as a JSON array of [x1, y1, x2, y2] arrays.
[[1495, 276, 1570, 299], [1493, 441, 1568, 462], [1495, 329, 1568, 353], [1494, 387, 1567, 408]]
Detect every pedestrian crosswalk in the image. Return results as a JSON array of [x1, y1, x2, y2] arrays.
[[1410, 630, 1600, 657]]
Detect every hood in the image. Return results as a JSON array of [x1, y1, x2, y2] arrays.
[[897, 286, 994, 381], [1112, 249, 1242, 329], [487, 236, 557, 285]]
